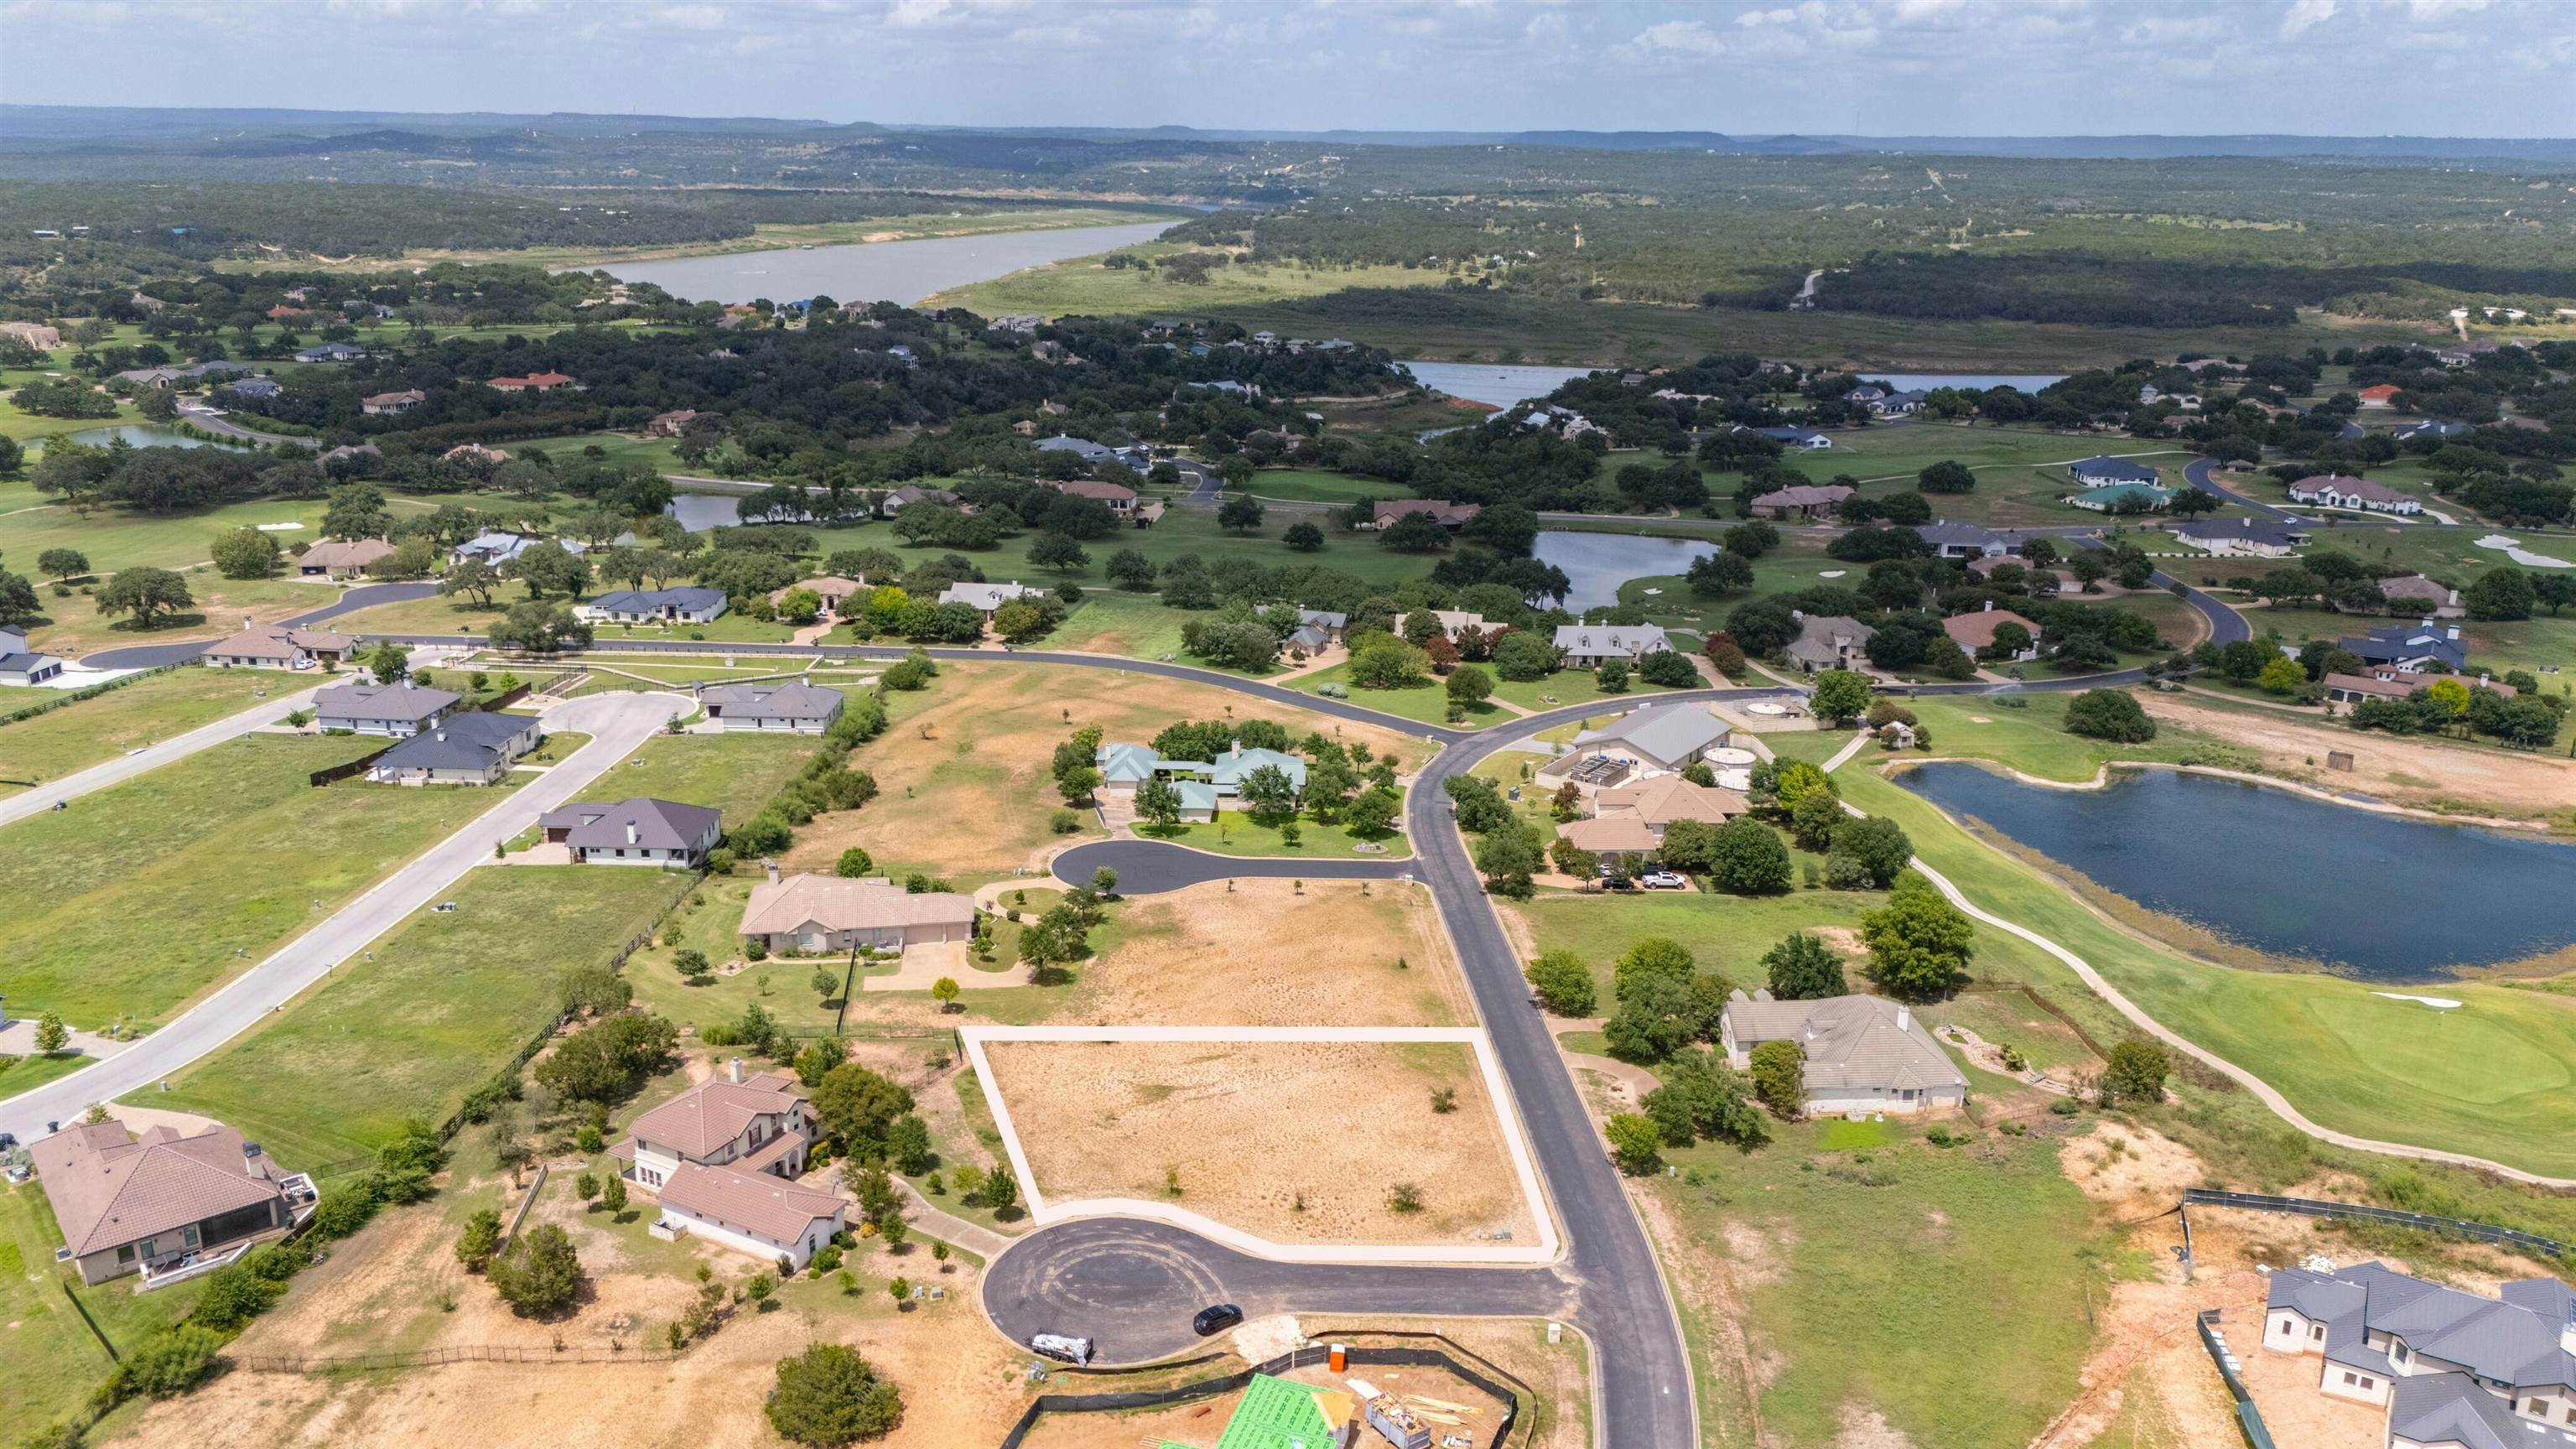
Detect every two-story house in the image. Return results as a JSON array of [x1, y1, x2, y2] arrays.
[[614, 1060, 845, 1269], [2264, 1260, 2576, 1449]]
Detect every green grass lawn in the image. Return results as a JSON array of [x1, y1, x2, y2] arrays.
[[1290, 663, 1496, 726], [0, 1181, 209, 1436], [2242, 604, 2576, 681], [0, 735, 516, 1026], [589, 732, 819, 827], [1043, 591, 1259, 669], [0, 1051, 93, 1095], [1239, 468, 1394, 504], [1, 490, 481, 579], [1855, 693, 2220, 782], [146, 866, 687, 1166], [923, 242, 1442, 318], [625, 875, 846, 1038], [1136, 813, 1411, 860], [1511, 887, 1890, 1006], [1486, 668, 1688, 713], [1840, 766, 2576, 1177], [808, 504, 1443, 592], [1651, 1117, 2106, 1449], [0, 666, 286, 792]]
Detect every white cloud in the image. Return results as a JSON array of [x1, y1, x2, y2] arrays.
[[2280, 0, 2336, 36], [1628, 18, 1729, 54]]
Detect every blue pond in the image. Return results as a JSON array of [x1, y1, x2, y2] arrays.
[[1895, 761, 2576, 980]]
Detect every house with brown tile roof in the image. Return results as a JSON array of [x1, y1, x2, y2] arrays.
[[1368, 499, 1482, 531], [1747, 483, 1854, 520], [740, 868, 976, 954], [1940, 604, 2041, 662], [770, 576, 868, 618], [203, 621, 357, 671], [30, 1118, 314, 1286], [613, 1059, 844, 1268], [295, 538, 397, 578], [361, 389, 426, 415], [1720, 991, 1966, 1115]]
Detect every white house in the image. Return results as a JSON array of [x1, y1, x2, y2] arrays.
[[1718, 991, 1968, 1114], [313, 679, 460, 737], [1553, 624, 1671, 666], [203, 623, 356, 671], [537, 797, 723, 865], [2262, 1259, 2576, 1449], [2285, 474, 2423, 517], [615, 1061, 845, 1270], [937, 580, 1042, 615], [0, 625, 65, 686], [364, 710, 543, 784]]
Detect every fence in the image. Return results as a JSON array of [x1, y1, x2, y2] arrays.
[[498, 1161, 551, 1250], [309, 739, 399, 787], [480, 684, 536, 711], [2196, 1309, 2279, 1449], [0, 660, 182, 733], [230, 1343, 683, 1374], [995, 1336, 1530, 1449], [1956, 980, 2112, 1060], [2181, 1189, 2567, 1256]]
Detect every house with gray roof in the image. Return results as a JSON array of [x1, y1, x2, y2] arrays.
[[1783, 613, 1876, 673], [366, 710, 542, 784], [2171, 517, 2309, 558], [1719, 992, 1967, 1114], [293, 342, 367, 364], [2262, 1259, 2576, 1446], [2066, 455, 2161, 487], [538, 797, 723, 866], [937, 579, 1042, 615], [695, 680, 844, 734], [576, 587, 730, 626], [1571, 703, 1731, 774], [2341, 621, 2468, 673], [0, 624, 65, 687], [1914, 519, 2026, 559], [1554, 623, 1671, 666], [1093, 740, 1303, 813], [314, 678, 460, 737]]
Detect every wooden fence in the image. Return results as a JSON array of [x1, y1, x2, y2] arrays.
[[309, 739, 399, 787]]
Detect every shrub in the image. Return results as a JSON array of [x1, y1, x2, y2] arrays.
[[489, 1223, 583, 1317], [1525, 949, 1597, 1015], [2063, 688, 2157, 743], [112, 1325, 226, 1400], [766, 1343, 906, 1446]]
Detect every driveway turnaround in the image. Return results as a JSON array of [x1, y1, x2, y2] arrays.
[[1048, 839, 1410, 895], [0, 692, 688, 1142], [0, 680, 331, 830]]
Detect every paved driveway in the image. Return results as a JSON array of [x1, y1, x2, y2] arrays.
[[0, 691, 689, 1141], [78, 581, 443, 669], [0, 680, 330, 829], [1049, 839, 1411, 895]]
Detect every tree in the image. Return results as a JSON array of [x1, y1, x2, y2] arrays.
[[364, 641, 411, 684], [1135, 776, 1185, 828], [931, 976, 961, 1013], [675, 948, 714, 984], [2063, 688, 2157, 743], [1378, 510, 1452, 552], [812, 1062, 917, 1160], [1490, 631, 1561, 681], [1596, 657, 1630, 693], [1105, 548, 1158, 589], [2102, 1037, 2172, 1107], [322, 481, 391, 540], [2256, 655, 2308, 695], [1748, 1040, 1805, 1117], [1473, 821, 1545, 898], [489, 1223, 583, 1317], [1858, 871, 1975, 1000], [1918, 460, 1976, 494], [776, 587, 823, 625], [1613, 937, 1696, 994], [1829, 815, 1914, 888], [486, 600, 593, 653], [1283, 520, 1326, 552], [766, 1343, 906, 1446], [2464, 565, 2537, 621], [440, 558, 505, 606], [1705, 818, 1794, 895], [34, 547, 89, 580], [1761, 933, 1846, 1000], [1343, 785, 1401, 837], [836, 846, 875, 878], [1526, 950, 1597, 1015], [1238, 763, 1299, 823], [534, 1013, 677, 1103], [455, 1208, 503, 1271], [209, 525, 278, 581], [112, 1325, 225, 1400], [33, 1010, 69, 1054], [95, 567, 194, 629], [812, 967, 843, 1003], [601, 1174, 628, 1216], [1686, 551, 1755, 597], [1446, 663, 1493, 710], [887, 1113, 936, 1175], [1348, 634, 1434, 689], [1217, 495, 1265, 532], [1604, 1113, 1664, 1175], [1027, 532, 1089, 573], [1640, 649, 1700, 688], [506, 540, 589, 600], [1789, 790, 1844, 851]]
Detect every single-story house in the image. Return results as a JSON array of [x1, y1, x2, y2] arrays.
[[2355, 384, 2403, 409], [2378, 574, 2462, 617], [771, 576, 867, 617], [1569, 703, 1731, 773], [878, 484, 960, 516], [577, 587, 730, 626], [1748, 484, 1853, 520], [2323, 667, 2513, 705], [1555, 624, 1672, 666], [615, 1062, 845, 1270], [2171, 517, 2309, 558], [2340, 621, 2468, 673], [1914, 520, 2023, 559], [1589, 774, 1749, 837], [1094, 740, 1306, 808], [361, 389, 425, 415], [31, 1118, 314, 1287], [2262, 1259, 2576, 1446], [366, 709, 543, 784], [1843, 385, 1887, 404], [695, 681, 844, 734], [2065, 456, 2161, 488], [539, 797, 724, 865], [114, 361, 252, 390], [937, 579, 1043, 615], [224, 377, 283, 399], [739, 869, 976, 954], [485, 371, 575, 392], [0, 623, 64, 687], [1035, 434, 1119, 466], [449, 530, 584, 567], [1286, 623, 1332, 653], [1866, 389, 1927, 417], [317, 442, 381, 473], [294, 342, 366, 364], [2287, 475, 2421, 516], [1784, 613, 1875, 673], [1367, 499, 1482, 531], [2395, 419, 2472, 443], [1719, 991, 1968, 1114], [1752, 425, 1833, 449], [1046, 477, 1140, 511], [314, 678, 461, 736], [296, 538, 397, 578], [1297, 608, 1348, 641], [1398, 609, 1494, 641], [0, 320, 61, 350], [2065, 482, 2179, 512], [1556, 812, 1664, 860], [1941, 604, 2042, 662], [204, 623, 357, 670]]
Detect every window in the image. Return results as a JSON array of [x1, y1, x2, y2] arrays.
[[2314, 1326, 2327, 1343], [183, 1225, 200, 1249], [2343, 1372, 2357, 1386], [2359, 1377, 2374, 1391], [117, 1244, 137, 1265]]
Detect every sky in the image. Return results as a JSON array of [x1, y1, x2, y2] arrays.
[[6, 0, 2576, 138]]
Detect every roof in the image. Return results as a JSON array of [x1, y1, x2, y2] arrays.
[[2379, 574, 2455, 604], [698, 681, 844, 721], [299, 538, 395, 569], [1035, 434, 1116, 460], [2068, 483, 2177, 507], [1560, 814, 1662, 854], [207, 623, 356, 659], [2340, 622, 2467, 670], [1208, 1374, 1357, 1449], [1753, 484, 1854, 510], [1096, 741, 1161, 784], [314, 679, 460, 721], [1723, 993, 1967, 1093], [2391, 1372, 2576, 1449], [2357, 383, 2404, 400], [2268, 1261, 2576, 1404], [740, 873, 976, 937], [2067, 455, 2160, 483], [1373, 499, 1481, 527], [1940, 608, 2040, 651], [1596, 774, 1749, 826], [1298, 608, 1348, 629], [362, 389, 426, 407], [1574, 702, 1729, 766], [1049, 478, 1138, 503], [1785, 614, 1875, 664], [627, 1069, 806, 1161], [1754, 425, 1831, 444], [30, 1119, 293, 1259], [657, 1159, 843, 1244], [2288, 474, 2410, 506], [1915, 519, 2012, 551], [771, 575, 865, 603], [1553, 623, 1671, 659], [590, 587, 728, 614], [937, 580, 1041, 612], [538, 797, 722, 852], [2174, 517, 2307, 547], [1210, 745, 1307, 790], [0, 652, 58, 675], [372, 710, 537, 771]]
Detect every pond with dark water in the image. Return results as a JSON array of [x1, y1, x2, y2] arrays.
[[1896, 761, 2576, 980]]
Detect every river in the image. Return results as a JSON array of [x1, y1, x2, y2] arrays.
[[595, 221, 1175, 306], [1896, 762, 2576, 979]]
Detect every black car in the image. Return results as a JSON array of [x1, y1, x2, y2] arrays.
[[1192, 1303, 1244, 1336]]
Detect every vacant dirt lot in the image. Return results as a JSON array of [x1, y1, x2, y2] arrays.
[[785, 663, 1431, 877], [2142, 695, 2576, 818], [982, 1039, 1533, 1246], [1078, 880, 1472, 1026]]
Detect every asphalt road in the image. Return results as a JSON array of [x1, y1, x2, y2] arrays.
[[1049, 839, 1410, 894], [0, 691, 688, 1143], [0, 678, 330, 827], [2184, 455, 2304, 524], [77, 581, 442, 669]]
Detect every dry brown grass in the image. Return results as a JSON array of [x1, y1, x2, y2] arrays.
[[982, 1039, 1531, 1246], [1078, 879, 1471, 1027], [2141, 694, 2576, 817], [785, 662, 1431, 877]]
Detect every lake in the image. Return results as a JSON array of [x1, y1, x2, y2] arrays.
[[1399, 361, 1596, 410], [1867, 373, 2066, 392], [597, 221, 1174, 306], [1897, 762, 2576, 980], [1534, 529, 1717, 611], [35, 424, 220, 451]]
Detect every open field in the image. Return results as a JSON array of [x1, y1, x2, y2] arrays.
[[777, 662, 1430, 879], [0, 665, 285, 790], [3, 489, 479, 579], [0, 735, 517, 1027], [801, 504, 1446, 594], [982, 1037, 1533, 1245], [1041, 590, 1197, 664], [1770, 423, 2196, 528], [923, 242, 1445, 318], [1, 1179, 208, 1435], [2137, 692, 2576, 822], [1075, 880, 1469, 1026], [146, 866, 684, 1166], [1837, 764, 2576, 1178], [590, 730, 820, 826]]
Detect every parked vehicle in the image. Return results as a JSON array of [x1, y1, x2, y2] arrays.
[[1031, 1332, 1094, 1366], [1192, 1303, 1244, 1336], [1639, 870, 1687, 889]]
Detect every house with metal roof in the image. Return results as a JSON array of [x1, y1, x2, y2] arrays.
[[2261, 1259, 2576, 1448], [2066, 455, 2162, 488], [538, 797, 723, 866], [1570, 703, 1731, 773], [1554, 623, 1672, 666], [366, 709, 543, 784], [575, 586, 730, 625], [695, 681, 844, 734], [1718, 991, 1967, 1114], [2340, 621, 2468, 673]]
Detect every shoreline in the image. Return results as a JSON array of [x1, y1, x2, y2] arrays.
[[1879, 752, 2553, 834]]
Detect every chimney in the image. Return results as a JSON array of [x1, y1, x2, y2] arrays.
[[728, 1057, 744, 1085], [766, 859, 781, 885], [1982, 600, 1994, 613], [1896, 1005, 1912, 1032], [626, 822, 639, 845]]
